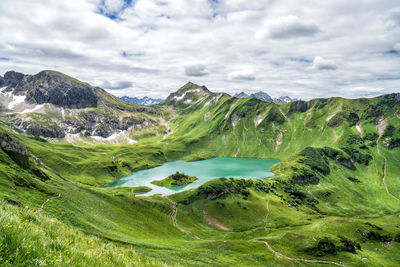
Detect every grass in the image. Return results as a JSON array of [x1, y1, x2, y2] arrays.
[[1, 91, 400, 265], [151, 172, 198, 187]]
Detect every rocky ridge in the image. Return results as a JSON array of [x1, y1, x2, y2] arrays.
[[0, 70, 162, 142]]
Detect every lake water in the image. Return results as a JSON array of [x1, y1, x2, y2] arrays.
[[105, 157, 279, 196]]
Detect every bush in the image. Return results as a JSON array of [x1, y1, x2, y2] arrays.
[[299, 147, 330, 175]]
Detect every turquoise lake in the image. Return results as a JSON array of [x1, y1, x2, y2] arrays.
[[105, 157, 280, 196]]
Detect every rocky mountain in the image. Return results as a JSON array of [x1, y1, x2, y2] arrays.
[[273, 95, 299, 104], [121, 96, 163, 106], [0, 70, 163, 143], [250, 91, 273, 102], [1, 70, 97, 109], [233, 90, 296, 103], [233, 92, 249, 98]]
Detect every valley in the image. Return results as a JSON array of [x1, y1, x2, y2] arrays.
[[1, 71, 400, 266]]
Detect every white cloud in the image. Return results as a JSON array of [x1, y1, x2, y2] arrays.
[[258, 15, 320, 39], [184, 64, 208, 77], [387, 9, 400, 28], [100, 80, 133, 90], [228, 70, 255, 81], [312, 56, 337, 70], [394, 43, 400, 51], [100, 0, 125, 14], [0, 0, 399, 99]]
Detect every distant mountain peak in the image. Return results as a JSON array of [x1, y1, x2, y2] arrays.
[[250, 91, 273, 102], [234, 90, 297, 103], [234, 92, 250, 98], [273, 96, 299, 104], [120, 96, 163, 106]]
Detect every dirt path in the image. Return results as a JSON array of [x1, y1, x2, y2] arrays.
[[381, 158, 400, 202], [253, 198, 346, 266], [265, 199, 270, 226], [164, 196, 200, 239], [34, 193, 61, 214], [375, 137, 400, 201], [333, 130, 338, 142], [261, 241, 346, 267], [202, 208, 233, 232]]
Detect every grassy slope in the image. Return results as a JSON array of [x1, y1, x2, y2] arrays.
[[1, 92, 400, 265]]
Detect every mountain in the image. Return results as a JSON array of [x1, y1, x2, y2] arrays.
[[234, 91, 250, 98], [233, 90, 296, 103], [250, 91, 273, 102], [121, 96, 163, 106], [273, 95, 299, 104], [1, 71, 400, 266], [0, 70, 163, 143]]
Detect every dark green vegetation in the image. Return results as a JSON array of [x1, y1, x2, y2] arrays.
[[1, 79, 400, 266], [151, 171, 198, 187]]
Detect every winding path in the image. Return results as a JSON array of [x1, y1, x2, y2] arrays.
[[164, 196, 200, 239], [381, 158, 400, 202], [265, 199, 270, 226], [253, 198, 346, 267], [261, 241, 346, 267], [376, 139, 400, 202], [34, 193, 61, 214], [165, 196, 347, 265]]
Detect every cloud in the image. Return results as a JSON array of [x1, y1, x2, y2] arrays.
[[0, 0, 399, 100], [258, 15, 320, 39], [100, 80, 133, 90], [98, 0, 133, 19], [228, 70, 255, 80], [387, 9, 400, 28], [394, 43, 400, 51], [312, 56, 337, 70], [184, 64, 209, 77]]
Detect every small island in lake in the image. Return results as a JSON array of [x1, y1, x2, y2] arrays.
[[151, 171, 198, 187]]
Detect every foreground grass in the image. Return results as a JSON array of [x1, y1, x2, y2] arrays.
[[0, 201, 165, 266]]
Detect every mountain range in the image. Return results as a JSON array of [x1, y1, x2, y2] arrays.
[[120, 96, 164, 106], [233, 91, 298, 103], [1, 70, 400, 266]]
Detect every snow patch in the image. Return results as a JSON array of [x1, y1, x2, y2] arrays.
[[355, 122, 362, 134], [254, 114, 264, 127], [175, 91, 188, 101], [8, 94, 26, 109], [326, 105, 342, 122], [61, 108, 65, 120], [91, 130, 137, 144], [20, 104, 45, 114], [231, 113, 239, 128], [225, 102, 236, 118]]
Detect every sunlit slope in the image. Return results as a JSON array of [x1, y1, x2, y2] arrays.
[[165, 91, 400, 159], [1, 87, 400, 265]]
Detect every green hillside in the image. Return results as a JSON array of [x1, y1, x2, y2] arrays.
[[1, 82, 400, 266]]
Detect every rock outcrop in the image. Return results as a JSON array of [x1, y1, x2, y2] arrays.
[[3, 70, 98, 109]]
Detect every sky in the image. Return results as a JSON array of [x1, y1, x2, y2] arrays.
[[0, 0, 399, 99]]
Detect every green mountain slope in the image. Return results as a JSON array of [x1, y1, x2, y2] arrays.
[[1, 79, 400, 266]]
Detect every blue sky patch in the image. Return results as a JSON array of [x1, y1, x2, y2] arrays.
[[98, 0, 134, 20]]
